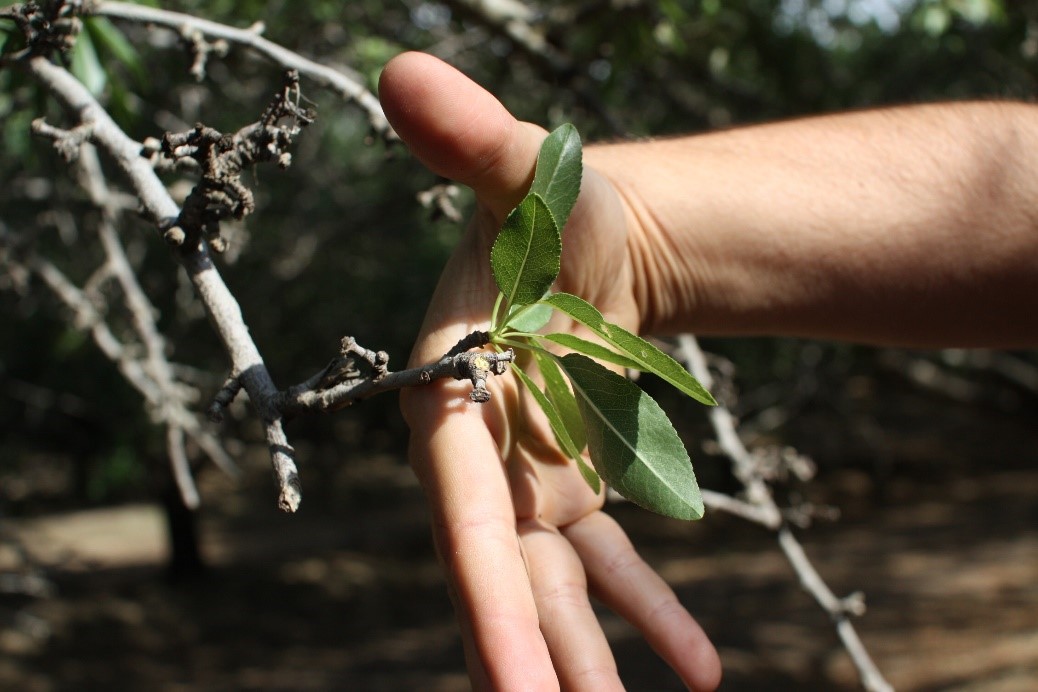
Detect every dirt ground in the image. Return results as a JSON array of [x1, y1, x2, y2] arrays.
[[2, 378, 1037, 691]]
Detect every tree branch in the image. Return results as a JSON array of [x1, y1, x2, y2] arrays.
[[21, 49, 510, 511], [158, 69, 315, 253], [279, 334, 513, 416], [91, 1, 393, 137], [26, 54, 299, 510], [81, 144, 238, 487], [675, 335, 893, 692], [700, 489, 780, 527]]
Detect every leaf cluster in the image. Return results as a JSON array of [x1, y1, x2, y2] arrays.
[[487, 126, 716, 521]]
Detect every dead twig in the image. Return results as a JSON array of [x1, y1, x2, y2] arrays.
[[159, 69, 314, 254], [0, 0, 84, 64], [279, 332, 512, 416]]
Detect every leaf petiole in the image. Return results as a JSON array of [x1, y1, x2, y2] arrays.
[[491, 335, 545, 353], [489, 291, 506, 334]]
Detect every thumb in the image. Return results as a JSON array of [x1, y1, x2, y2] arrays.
[[378, 51, 546, 221]]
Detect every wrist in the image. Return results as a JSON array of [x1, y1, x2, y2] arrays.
[[584, 143, 709, 336]]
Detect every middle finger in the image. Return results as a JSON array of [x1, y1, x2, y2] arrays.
[[519, 520, 624, 692]]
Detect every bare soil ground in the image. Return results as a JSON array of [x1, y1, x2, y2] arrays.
[[2, 379, 1037, 691]]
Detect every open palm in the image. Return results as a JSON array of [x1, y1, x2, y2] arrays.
[[381, 52, 720, 691]]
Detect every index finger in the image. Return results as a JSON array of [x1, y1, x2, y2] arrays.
[[405, 379, 558, 690]]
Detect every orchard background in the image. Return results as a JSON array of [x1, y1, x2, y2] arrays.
[[2, 1, 1037, 689]]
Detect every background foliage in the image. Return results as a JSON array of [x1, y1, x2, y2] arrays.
[[3, 0, 1035, 508], [2, 2, 1038, 687]]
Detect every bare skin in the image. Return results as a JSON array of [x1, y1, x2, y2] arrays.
[[379, 51, 1038, 691], [592, 102, 1038, 346]]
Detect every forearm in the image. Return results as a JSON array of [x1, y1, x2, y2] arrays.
[[588, 102, 1038, 347]]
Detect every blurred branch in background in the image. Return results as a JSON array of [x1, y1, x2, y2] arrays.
[[1, 140, 238, 509], [674, 335, 893, 692], [94, 1, 393, 136], [881, 348, 1038, 405], [0, 520, 54, 655]]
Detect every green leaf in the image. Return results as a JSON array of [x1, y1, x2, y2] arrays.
[[543, 293, 716, 406], [1, 21, 15, 54], [541, 333, 642, 372], [512, 363, 600, 494], [491, 193, 561, 308], [86, 17, 146, 84], [533, 350, 586, 452], [575, 456, 602, 495], [70, 30, 106, 96], [531, 124, 582, 229], [505, 300, 553, 333], [560, 354, 703, 520]]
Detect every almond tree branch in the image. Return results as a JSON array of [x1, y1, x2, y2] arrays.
[[698, 489, 779, 527], [675, 334, 893, 692], [25, 54, 301, 511], [91, 0, 393, 137], [280, 341, 515, 416], [22, 42, 509, 512], [26, 57, 177, 222]]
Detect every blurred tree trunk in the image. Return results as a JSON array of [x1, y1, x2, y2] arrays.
[[160, 477, 204, 581]]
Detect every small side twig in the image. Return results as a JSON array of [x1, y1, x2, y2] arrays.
[[207, 374, 243, 423], [181, 24, 229, 81], [340, 336, 389, 380], [31, 118, 93, 162], [160, 69, 314, 253], [445, 330, 491, 357], [700, 489, 779, 527], [278, 332, 510, 416]]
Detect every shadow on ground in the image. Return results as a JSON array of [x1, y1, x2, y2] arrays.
[[3, 376, 1037, 691]]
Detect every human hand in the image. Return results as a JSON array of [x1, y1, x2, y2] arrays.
[[381, 52, 721, 690]]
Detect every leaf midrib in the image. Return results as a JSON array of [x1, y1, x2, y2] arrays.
[[503, 200, 544, 306], [566, 367, 688, 505]]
